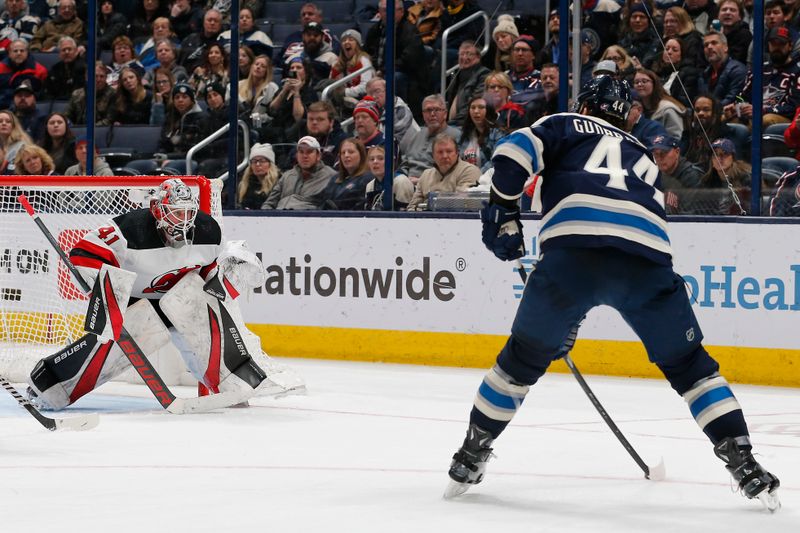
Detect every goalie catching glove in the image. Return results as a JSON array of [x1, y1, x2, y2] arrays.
[[206, 240, 267, 300]]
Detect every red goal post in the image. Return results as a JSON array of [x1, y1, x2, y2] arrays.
[[0, 175, 223, 385]]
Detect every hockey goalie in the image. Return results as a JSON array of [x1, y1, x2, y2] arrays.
[[27, 178, 304, 410]]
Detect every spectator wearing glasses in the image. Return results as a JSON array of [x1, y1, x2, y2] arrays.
[[407, 132, 480, 211], [149, 67, 176, 126], [599, 45, 636, 84], [144, 38, 188, 87], [0, 39, 47, 109], [30, 0, 84, 52], [505, 35, 540, 95], [484, 71, 525, 135], [365, 77, 419, 144], [446, 40, 490, 125], [618, 3, 660, 70], [239, 143, 280, 210], [398, 94, 461, 185], [633, 68, 686, 139]]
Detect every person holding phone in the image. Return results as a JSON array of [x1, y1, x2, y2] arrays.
[[265, 57, 318, 143]]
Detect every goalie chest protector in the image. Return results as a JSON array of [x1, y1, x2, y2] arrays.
[[70, 209, 224, 299]]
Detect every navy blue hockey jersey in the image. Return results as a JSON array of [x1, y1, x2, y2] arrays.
[[492, 113, 673, 265]]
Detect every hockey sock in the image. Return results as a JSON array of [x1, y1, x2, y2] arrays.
[[683, 374, 750, 447], [470, 364, 530, 438], [657, 345, 750, 446]]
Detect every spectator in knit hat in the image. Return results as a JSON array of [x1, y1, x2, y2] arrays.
[[506, 35, 541, 96], [262, 135, 337, 210], [238, 143, 280, 209], [618, 3, 661, 69], [64, 136, 113, 177], [329, 29, 374, 109], [398, 94, 461, 184], [158, 82, 209, 161], [352, 96, 384, 149], [407, 0, 444, 46], [483, 14, 519, 72]]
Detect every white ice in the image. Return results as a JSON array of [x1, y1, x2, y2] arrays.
[[1, 358, 797, 533]]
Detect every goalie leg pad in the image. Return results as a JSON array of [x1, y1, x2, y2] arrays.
[[160, 273, 267, 393], [28, 335, 128, 410], [84, 264, 138, 341]]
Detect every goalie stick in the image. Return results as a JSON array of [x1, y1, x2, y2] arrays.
[[0, 375, 99, 431], [515, 259, 666, 481], [18, 194, 247, 415]]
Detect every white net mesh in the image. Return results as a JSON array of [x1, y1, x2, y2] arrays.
[[0, 176, 223, 384]]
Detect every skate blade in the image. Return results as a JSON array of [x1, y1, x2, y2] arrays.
[[646, 457, 666, 481], [758, 489, 781, 513], [443, 480, 470, 499]]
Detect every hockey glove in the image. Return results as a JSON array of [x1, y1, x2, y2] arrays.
[[480, 202, 525, 261]]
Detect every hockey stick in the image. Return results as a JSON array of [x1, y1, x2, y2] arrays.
[[0, 375, 99, 431], [514, 259, 665, 481], [17, 195, 248, 415]]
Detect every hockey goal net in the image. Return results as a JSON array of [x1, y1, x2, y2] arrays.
[[0, 176, 223, 384]]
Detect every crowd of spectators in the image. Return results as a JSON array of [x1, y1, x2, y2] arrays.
[[1, 0, 800, 215]]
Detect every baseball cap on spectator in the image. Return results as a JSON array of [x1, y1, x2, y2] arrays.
[[513, 35, 538, 54], [249, 143, 275, 163], [297, 135, 321, 151], [13, 78, 36, 95], [304, 21, 324, 34], [492, 14, 519, 40], [647, 134, 679, 151], [341, 29, 362, 46], [711, 138, 736, 156], [593, 60, 617, 76], [353, 96, 381, 123], [172, 82, 195, 101], [767, 26, 792, 44], [629, 4, 649, 15], [548, 9, 558, 19]]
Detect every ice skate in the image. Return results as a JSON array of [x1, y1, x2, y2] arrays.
[[444, 424, 495, 499], [714, 438, 781, 512]]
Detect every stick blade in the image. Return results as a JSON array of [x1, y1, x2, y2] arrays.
[[166, 390, 251, 414], [645, 457, 666, 481], [53, 412, 100, 431]]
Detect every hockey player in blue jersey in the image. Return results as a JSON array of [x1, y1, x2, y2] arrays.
[[444, 76, 781, 510]]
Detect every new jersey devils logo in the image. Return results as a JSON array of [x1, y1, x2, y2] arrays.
[[143, 265, 201, 293]]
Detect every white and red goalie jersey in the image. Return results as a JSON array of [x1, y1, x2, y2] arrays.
[[69, 208, 224, 300]]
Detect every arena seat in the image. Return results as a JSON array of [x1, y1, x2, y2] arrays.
[[762, 133, 795, 158], [762, 156, 798, 180], [32, 52, 60, 71]]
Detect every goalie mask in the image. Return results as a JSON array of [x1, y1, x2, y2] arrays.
[[150, 179, 199, 247]]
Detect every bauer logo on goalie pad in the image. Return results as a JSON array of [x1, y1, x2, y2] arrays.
[[203, 273, 226, 301]]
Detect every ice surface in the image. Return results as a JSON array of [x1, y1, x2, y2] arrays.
[[1, 358, 797, 533]]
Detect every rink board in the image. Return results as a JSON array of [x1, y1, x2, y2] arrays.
[[226, 215, 800, 388]]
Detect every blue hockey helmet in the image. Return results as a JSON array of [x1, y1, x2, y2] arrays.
[[573, 75, 632, 127]]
